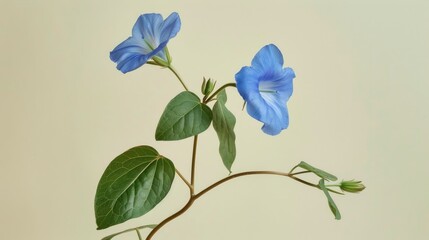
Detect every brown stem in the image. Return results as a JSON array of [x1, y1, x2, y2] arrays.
[[194, 171, 293, 199], [145, 170, 341, 240], [194, 170, 342, 200], [190, 135, 198, 192], [146, 192, 195, 240]]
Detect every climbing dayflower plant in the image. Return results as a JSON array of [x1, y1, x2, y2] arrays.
[[95, 11, 365, 240]]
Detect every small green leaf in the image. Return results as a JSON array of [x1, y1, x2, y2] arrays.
[[319, 179, 341, 220], [95, 146, 175, 229], [212, 90, 236, 172], [297, 161, 337, 181], [156, 91, 213, 141], [102, 224, 157, 240]]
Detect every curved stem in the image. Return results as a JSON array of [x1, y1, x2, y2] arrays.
[[194, 171, 290, 199], [168, 65, 189, 91], [204, 83, 236, 103], [146, 136, 199, 240], [194, 170, 342, 200], [143, 169, 342, 240], [146, 192, 195, 240]]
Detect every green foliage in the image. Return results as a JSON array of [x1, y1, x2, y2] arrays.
[[95, 146, 175, 229], [297, 161, 338, 181], [212, 90, 236, 172], [156, 91, 212, 141], [102, 225, 157, 240], [319, 179, 341, 220]]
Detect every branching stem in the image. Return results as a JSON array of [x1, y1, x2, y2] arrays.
[[146, 189, 194, 240], [144, 169, 342, 240], [204, 83, 236, 103], [175, 168, 193, 191], [194, 170, 334, 199], [117, 65, 340, 240]]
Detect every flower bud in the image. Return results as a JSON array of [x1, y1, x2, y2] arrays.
[[201, 77, 207, 94], [201, 77, 216, 96], [340, 180, 366, 193]]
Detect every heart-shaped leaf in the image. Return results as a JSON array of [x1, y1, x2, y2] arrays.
[[95, 146, 175, 229], [156, 91, 212, 141], [212, 90, 236, 172]]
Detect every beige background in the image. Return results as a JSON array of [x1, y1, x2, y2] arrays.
[[1, 0, 428, 239]]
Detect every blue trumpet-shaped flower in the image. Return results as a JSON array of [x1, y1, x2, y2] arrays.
[[110, 12, 181, 73], [235, 44, 296, 135]]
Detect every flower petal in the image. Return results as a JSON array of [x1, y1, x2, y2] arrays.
[[260, 67, 295, 102], [251, 44, 284, 75], [245, 95, 270, 125], [245, 91, 289, 136], [160, 12, 181, 44], [236, 67, 272, 125], [132, 13, 163, 47], [260, 93, 289, 135], [235, 66, 260, 101], [110, 37, 151, 73]]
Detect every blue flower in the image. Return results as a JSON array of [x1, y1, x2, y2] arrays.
[[235, 44, 296, 135], [110, 12, 181, 73]]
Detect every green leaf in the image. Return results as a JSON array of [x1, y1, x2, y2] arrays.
[[102, 224, 157, 240], [156, 91, 213, 141], [212, 90, 236, 172], [319, 179, 341, 220], [297, 161, 337, 181], [95, 146, 175, 230]]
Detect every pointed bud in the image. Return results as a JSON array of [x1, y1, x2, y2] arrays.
[[201, 77, 207, 94], [201, 77, 216, 96], [340, 180, 366, 193]]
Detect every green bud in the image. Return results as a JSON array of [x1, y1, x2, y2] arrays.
[[201, 77, 216, 96], [340, 180, 366, 193], [201, 77, 207, 94]]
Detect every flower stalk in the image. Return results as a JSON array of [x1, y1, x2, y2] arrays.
[[168, 65, 189, 91]]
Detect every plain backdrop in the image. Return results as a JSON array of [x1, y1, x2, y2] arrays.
[[1, 0, 428, 239]]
